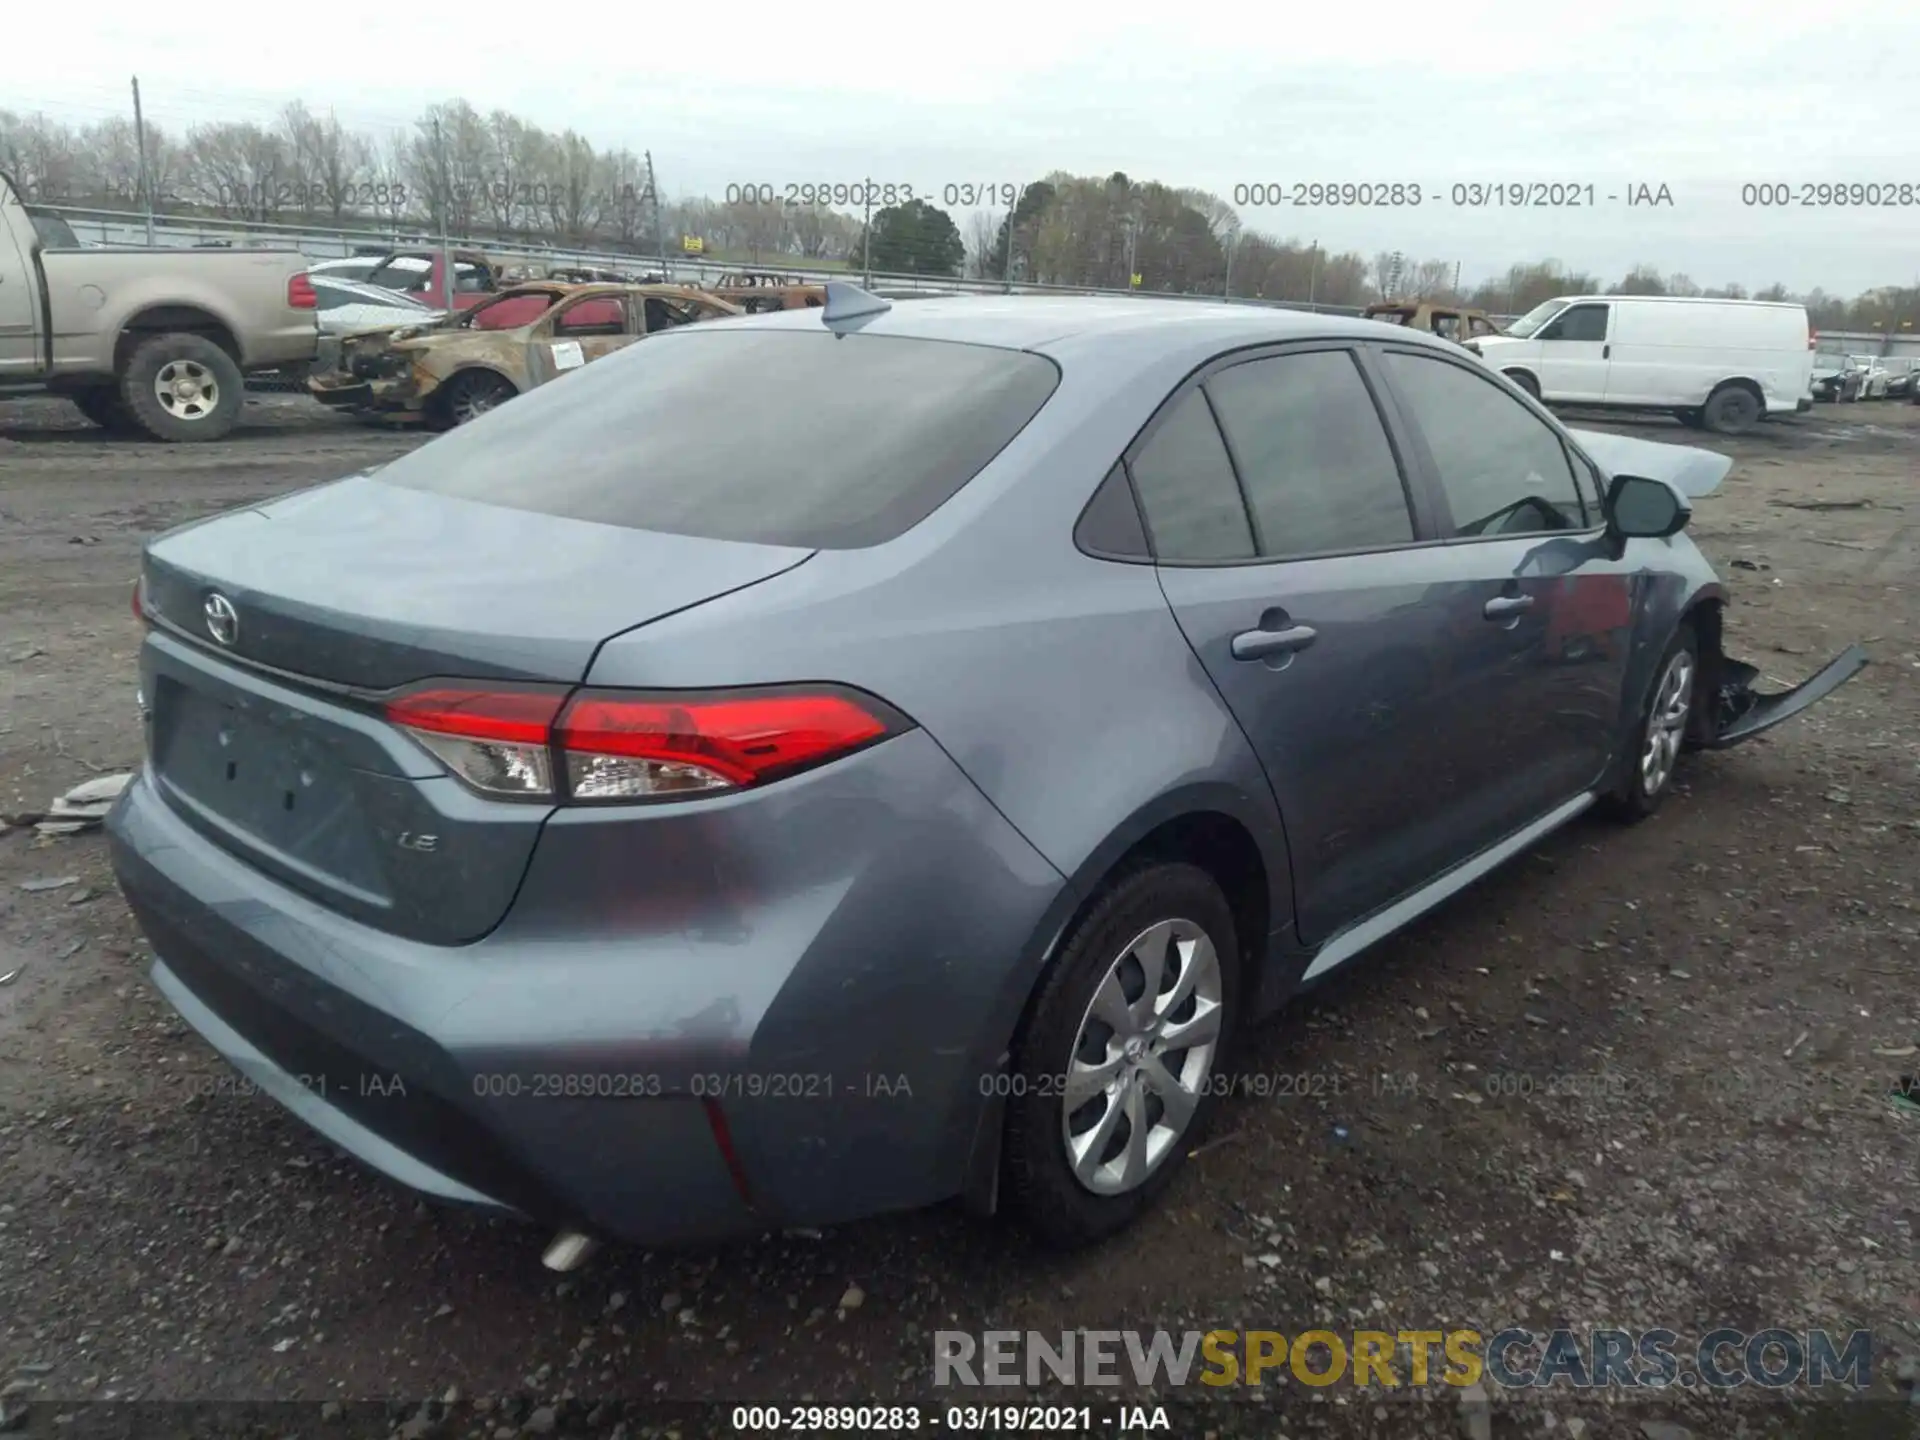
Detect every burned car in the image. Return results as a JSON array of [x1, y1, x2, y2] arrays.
[[308, 282, 743, 427], [1364, 301, 1503, 344], [707, 271, 827, 314]]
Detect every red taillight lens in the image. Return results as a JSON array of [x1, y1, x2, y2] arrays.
[[384, 684, 903, 802], [556, 689, 894, 799], [131, 575, 146, 623], [288, 273, 318, 309], [385, 687, 566, 798], [1809, 326, 1818, 351]]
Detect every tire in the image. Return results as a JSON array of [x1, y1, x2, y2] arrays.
[[117, 333, 243, 442], [1003, 861, 1239, 1249], [431, 370, 518, 430], [1701, 384, 1762, 435], [1505, 370, 1541, 400], [68, 385, 138, 434], [1599, 624, 1698, 823]]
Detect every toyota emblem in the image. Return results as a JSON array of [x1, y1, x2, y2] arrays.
[[204, 592, 239, 647]]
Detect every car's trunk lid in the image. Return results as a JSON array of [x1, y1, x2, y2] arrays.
[[142, 476, 812, 689], [138, 479, 813, 943]]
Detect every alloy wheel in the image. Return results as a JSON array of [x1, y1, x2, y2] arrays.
[[1641, 650, 1694, 796], [1060, 918, 1223, 1196], [154, 359, 218, 422]]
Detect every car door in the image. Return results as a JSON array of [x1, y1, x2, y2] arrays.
[[1374, 344, 1630, 853], [524, 293, 640, 387], [1531, 301, 1611, 402], [1141, 344, 1500, 947]]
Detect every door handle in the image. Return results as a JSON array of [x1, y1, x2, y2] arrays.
[[1231, 623, 1318, 661], [1602, 344, 1610, 359], [1483, 594, 1534, 620]]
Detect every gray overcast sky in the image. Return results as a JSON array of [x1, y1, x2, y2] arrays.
[[17, 0, 1920, 293]]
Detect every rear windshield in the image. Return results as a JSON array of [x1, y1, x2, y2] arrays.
[[374, 329, 1061, 548]]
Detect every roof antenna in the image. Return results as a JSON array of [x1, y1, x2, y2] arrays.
[[821, 280, 892, 329]]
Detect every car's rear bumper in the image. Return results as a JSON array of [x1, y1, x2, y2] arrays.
[[107, 728, 1063, 1245]]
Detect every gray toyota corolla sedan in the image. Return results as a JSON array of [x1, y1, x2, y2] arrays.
[[108, 284, 1866, 1258]]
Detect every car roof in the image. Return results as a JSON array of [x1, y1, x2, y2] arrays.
[[724, 294, 1453, 365], [1549, 294, 1806, 310]]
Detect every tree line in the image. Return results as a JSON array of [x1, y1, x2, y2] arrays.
[[2, 104, 1915, 331]]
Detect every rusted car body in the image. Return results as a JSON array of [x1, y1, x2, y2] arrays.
[[706, 271, 826, 313], [307, 282, 741, 427], [1364, 302, 1503, 344]]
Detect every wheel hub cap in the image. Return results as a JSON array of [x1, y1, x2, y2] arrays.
[[154, 360, 217, 420], [1061, 917, 1224, 1196]]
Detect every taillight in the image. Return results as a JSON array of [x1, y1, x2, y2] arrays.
[[383, 684, 906, 802], [288, 273, 318, 309], [132, 574, 147, 624], [1809, 326, 1818, 351], [386, 687, 566, 798]]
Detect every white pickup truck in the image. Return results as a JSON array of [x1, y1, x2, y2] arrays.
[[0, 172, 318, 440]]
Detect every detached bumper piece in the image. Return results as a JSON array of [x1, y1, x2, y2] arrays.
[[1707, 644, 1869, 749]]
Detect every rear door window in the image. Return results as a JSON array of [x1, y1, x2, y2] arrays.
[[376, 330, 1060, 549], [1203, 350, 1414, 559]]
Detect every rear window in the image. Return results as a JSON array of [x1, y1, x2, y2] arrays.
[[375, 329, 1061, 549]]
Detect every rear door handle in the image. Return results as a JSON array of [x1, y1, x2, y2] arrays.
[[1483, 594, 1534, 620], [1231, 623, 1318, 661], [1602, 344, 1610, 359]]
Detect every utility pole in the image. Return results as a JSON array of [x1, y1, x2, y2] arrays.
[[1452, 260, 1461, 296], [131, 76, 155, 246], [433, 118, 454, 311], [644, 150, 667, 280], [861, 185, 873, 287], [1307, 240, 1319, 307], [1001, 185, 1023, 294], [1222, 226, 1236, 302]]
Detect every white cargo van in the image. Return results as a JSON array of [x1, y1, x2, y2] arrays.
[[1467, 295, 1814, 434]]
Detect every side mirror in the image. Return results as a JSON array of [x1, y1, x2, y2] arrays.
[[1606, 474, 1689, 539]]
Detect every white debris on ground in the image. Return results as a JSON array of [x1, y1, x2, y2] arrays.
[[0, 773, 132, 836]]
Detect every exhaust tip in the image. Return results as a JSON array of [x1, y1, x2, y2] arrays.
[[541, 1229, 598, 1272]]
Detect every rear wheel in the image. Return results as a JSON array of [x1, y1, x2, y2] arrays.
[[117, 333, 244, 442], [1600, 624, 1698, 823], [1003, 862, 1238, 1248], [1701, 384, 1761, 434], [1505, 370, 1541, 400]]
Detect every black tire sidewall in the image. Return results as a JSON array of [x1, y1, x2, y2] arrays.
[[1003, 862, 1240, 1249], [119, 335, 243, 442]]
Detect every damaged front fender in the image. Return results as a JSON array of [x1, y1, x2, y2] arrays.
[[1706, 644, 1870, 748]]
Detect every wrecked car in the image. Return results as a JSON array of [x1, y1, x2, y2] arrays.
[[307, 282, 743, 427], [1363, 301, 1503, 344], [111, 289, 1866, 1264], [706, 272, 827, 314]]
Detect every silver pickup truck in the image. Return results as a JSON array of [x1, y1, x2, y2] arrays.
[[0, 172, 318, 440]]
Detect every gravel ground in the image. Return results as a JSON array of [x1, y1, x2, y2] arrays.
[[1, 391, 1917, 1440]]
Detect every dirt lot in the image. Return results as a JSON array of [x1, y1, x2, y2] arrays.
[[1, 392, 1916, 1439]]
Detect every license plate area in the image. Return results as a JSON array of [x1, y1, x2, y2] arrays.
[[153, 676, 388, 900]]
